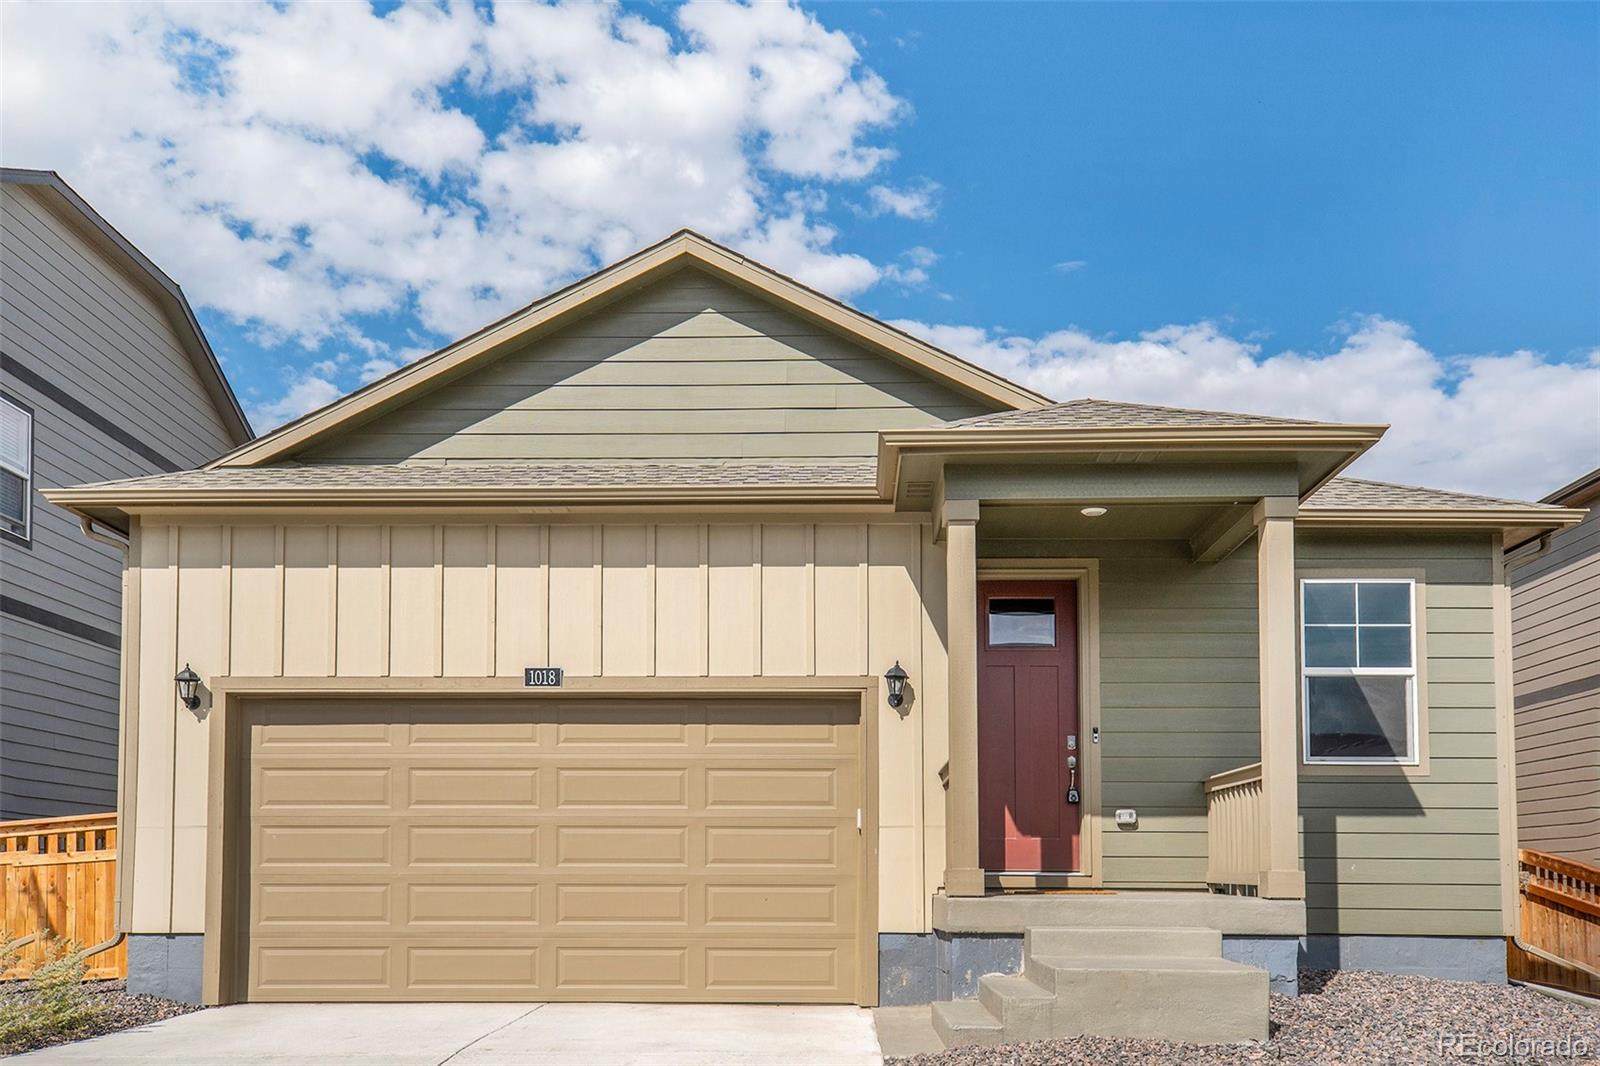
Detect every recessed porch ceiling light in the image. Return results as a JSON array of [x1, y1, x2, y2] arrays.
[[1080, 506, 1108, 518]]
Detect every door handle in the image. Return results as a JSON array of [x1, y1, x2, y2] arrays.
[[1066, 753, 1079, 804]]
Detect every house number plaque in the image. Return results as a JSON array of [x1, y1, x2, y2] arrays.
[[523, 667, 564, 688]]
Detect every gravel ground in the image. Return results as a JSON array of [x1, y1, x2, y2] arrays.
[[0, 979, 203, 1056], [889, 970, 1599, 1065]]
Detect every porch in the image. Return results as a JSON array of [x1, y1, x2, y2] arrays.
[[935, 462, 1311, 905]]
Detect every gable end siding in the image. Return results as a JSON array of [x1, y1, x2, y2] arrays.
[[302, 271, 994, 464]]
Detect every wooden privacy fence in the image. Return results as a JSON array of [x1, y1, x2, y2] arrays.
[[1508, 848, 1599, 998], [0, 812, 124, 981], [1204, 762, 1264, 894]]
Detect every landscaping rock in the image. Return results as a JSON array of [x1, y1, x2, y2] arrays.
[[0, 979, 203, 1056], [887, 970, 1599, 1065]]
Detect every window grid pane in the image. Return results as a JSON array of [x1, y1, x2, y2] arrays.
[[1301, 578, 1417, 763]]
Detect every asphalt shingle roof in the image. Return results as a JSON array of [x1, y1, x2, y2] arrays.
[[65, 460, 881, 493], [1302, 477, 1556, 511], [948, 398, 1343, 430]]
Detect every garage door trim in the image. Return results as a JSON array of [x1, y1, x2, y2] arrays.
[[201, 676, 881, 1007]]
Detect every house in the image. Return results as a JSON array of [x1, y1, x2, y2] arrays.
[[1508, 466, 1599, 865], [45, 232, 1584, 1039], [1, 169, 252, 821]]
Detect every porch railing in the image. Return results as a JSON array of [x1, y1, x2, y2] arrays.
[[1508, 848, 1600, 997], [0, 812, 125, 980], [1204, 762, 1264, 894]]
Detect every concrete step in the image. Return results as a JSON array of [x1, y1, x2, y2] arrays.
[[1025, 953, 1269, 1044], [930, 998, 1005, 1048], [1025, 925, 1223, 959], [977, 973, 1057, 1042]]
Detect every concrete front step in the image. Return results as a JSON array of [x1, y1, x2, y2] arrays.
[[928, 923, 1272, 1051], [976, 973, 1056, 1042], [930, 998, 1005, 1048], [1025, 952, 1269, 1044], [1025, 925, 1222, 959]]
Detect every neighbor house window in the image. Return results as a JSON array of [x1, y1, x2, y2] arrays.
[[1301, 578, 1417, 764], [0, 397, 30, 541]]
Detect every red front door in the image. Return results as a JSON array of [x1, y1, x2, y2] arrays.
[[978, 580, 1082, 873]]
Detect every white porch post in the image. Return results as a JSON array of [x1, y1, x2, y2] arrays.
[[943, 499, 985, 896], [1254, 497, 1307, 898]]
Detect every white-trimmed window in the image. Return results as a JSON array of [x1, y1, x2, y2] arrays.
[[1300, 578, 1418, 764], [0, 396, 32, 541]]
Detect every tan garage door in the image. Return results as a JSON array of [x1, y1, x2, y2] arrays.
[[244, 698, 862, 1002]]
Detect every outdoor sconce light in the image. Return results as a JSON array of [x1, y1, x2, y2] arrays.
[[174, 664, 202, 710], [884, 661, 909, 709]]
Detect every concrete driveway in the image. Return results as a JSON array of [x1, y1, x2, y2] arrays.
[[14, 1003, 885, 1065]]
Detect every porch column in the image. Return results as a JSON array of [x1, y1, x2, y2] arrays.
[[943, 499, 985, 896], [1254, 498, 1307, 898]]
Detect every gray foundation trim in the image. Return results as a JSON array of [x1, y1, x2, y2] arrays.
[[1300, 935, 1507, 984], [127, 934, 204, 1005], [879, 934, 938, 1006], [1223, 935, 1300, 996], [937, 932, 1023, 1001]]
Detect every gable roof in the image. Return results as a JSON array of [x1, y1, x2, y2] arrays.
[[210, 230, 1049, 469], [948, 398, 1346, 430], [1, 168, 253, 445]]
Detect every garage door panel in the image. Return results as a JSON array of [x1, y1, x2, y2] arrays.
[[257, 767, 392, 809], [554, 766, 690, 808], [254, 945, 393, 993], [408, 767, 540, 807], [245, 698, 861, 1002], [256, 825, 393, 867], [408, 884, 541, 925]]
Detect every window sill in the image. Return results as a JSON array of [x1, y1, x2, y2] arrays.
[[1299, 758, 1431, 779]]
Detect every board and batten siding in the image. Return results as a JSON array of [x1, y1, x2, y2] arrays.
[[0, 182, 239, 819], [1511, 505, 1600, 864], [979, 530, 1506, 937], [301, 270, 993, 464], [128, 518, 949, 938]]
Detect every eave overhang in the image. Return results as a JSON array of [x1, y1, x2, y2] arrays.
[[41, 483, 892, 532], [875, 424, 1390, 501], [1301, 505, 1588, 549]]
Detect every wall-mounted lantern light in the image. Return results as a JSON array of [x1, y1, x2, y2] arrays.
[[174, 664, 202, 710], [884, 661, 909, 709]]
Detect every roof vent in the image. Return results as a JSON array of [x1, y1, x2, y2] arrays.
[[903, 480, 935, 501]]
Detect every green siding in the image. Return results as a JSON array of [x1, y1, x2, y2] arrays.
[[303, 269, 993, 463], [1296, 531, 1503, 937], [980, 535, 1261, 889], [981, 528, 1506, 937]]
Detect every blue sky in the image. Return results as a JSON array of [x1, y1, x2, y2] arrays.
[[3, 1, 1596, 496], [822, 2, 1599, 357]]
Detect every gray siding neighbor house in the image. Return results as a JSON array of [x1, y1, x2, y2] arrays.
[[1508, 466, 1600, 864], [0, 169, 252, 820]]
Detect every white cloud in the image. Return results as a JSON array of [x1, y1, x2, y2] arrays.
[[1, 0, 906, 360], [247, 373, 343, 430], [1054, 259, 1088, 273], [864, 180, 938, 220], [893, 316, 1600, 500]]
